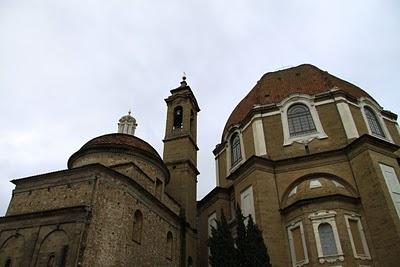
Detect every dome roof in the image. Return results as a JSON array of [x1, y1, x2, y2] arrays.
[[223, 64, 372, 137], [119, 113, 136, 123], [67, 133, 162, 168]]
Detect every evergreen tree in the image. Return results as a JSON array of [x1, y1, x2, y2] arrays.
[[208, 211, 236, 267], [208, 206, 271, 267], [235, 204, 247, 267], [245, 215, 271, 267]]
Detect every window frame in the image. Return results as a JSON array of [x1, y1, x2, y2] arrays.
[[226, 129, 245, 173], [208, 212, 217, 238], [230, 133, 242, 166], [240, 185, 255, 224], [360, 101, 392, 142], [287, 104, 317, 137], [279, 96, 327, 146], [364, 106, 385, 137], [207, 211, 217, 261], [344, 213, 371, 260], [287, 220, 309, 267], [308, 210, 344, 264], [379, 163, 400, 219]]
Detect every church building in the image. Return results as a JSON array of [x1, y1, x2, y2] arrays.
[[1, 64, 400, 267]]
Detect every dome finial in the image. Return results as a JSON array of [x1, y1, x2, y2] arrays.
[[118, 110, 137, 135]]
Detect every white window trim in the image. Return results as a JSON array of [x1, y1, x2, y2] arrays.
[[287, 220, 309, 267], [226, 129, 246, 174], [360, 99, 393, 142], [344, 213, 371, 260], [308, 210, 344, 264], [279, 95, 328, 146]]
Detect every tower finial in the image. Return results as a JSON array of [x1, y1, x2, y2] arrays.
[[180, 72, 187, 87]]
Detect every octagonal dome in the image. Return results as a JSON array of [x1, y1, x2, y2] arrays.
[[223, 64, 372, 138]]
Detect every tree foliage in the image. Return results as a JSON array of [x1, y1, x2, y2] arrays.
[[208, 211, 236, 267], [208, 207, 271, 267]]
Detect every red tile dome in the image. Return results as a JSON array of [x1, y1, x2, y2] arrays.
[[223, 64, 372, 138]]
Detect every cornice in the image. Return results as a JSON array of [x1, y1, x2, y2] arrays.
[[226, 134, 399, 181], [197, 187, 231, 209], [164, 160, 200, 176]]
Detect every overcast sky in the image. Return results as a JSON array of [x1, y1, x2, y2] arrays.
[[1, 1, 399, 215]]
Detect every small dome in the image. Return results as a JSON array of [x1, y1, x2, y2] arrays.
[[67, 133, 163, 169], [223, 64, 372, 138], [283, 177, 357, 209], [119, 113, 136, 123]]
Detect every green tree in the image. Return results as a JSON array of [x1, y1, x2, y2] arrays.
[[208, 211, 236, 267], [235, 205, 247, 267], [208, 206, 271, 267], [245, 215, 271, 267]]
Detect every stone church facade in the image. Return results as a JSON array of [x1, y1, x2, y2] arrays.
[[1, 64, 400, 267]]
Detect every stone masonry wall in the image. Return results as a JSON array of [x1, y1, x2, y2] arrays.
[[82, 174, 181, 267]]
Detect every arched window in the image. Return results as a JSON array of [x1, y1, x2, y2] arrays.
[[132, 210, 143, 243], [4, 258, 12, 267], [166, 231, 173, 260], [230, 133, 241, 166], [287, 104, 316, 137], [173, 106, 183, 129], [318, 223, 338, 256], [47, 254, 55, 267], [364, 107, 385, 138], [187, 256, 193, 267]]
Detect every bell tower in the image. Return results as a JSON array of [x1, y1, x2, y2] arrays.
[[163, 75, 200, 266]]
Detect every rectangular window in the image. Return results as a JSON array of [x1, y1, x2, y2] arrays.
[[208, 212, 217, 237], [344, 214, 371, 260], [380, 164, 400, 218], [349, 220, 364, 255], [240, 186, 255, 223], [308, 211, 344, 263], [287, 221, 309, 267], [208, 211, 217, 265]]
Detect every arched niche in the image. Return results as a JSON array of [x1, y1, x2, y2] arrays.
[[0, 234, 25, 267], [35, 230, 69, 267], [281, 173, 358, 209]]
